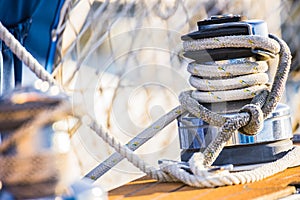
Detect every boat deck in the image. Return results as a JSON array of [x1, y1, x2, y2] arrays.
[[109, 163, 300, 200]]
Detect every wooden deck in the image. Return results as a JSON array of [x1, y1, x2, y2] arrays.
[[109, 165, 300, 200]]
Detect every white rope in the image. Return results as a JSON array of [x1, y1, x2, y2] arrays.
[[85, 33, 297, 188], [0, 22, 57, 85], [187, 60, 268, 78], [88, 120, 177, 182], [85, 106, 185, 180], [191, 85, 268, 103], [87, 114, 300, 187], [160, 146, 300, 187], [0, 15, 297, 190], [183, 35, 279, 103], [189, 73, 268, 91], [183, 35, 280, 54]]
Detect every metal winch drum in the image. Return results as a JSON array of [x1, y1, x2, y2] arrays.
[[178, 15, 294, 165], [178, 103, 293, 165]]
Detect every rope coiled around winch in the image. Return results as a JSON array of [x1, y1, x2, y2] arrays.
[[87, 33, 299, 187], [0, 20, 298, 189], [0, 22, 57, 85], [183, 35, 280, 103]]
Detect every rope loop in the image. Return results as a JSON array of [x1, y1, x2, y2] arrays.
[[238, 104, 264, 135], [0, 15, 297, 191]]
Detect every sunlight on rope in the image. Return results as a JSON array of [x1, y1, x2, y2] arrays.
[[51, 0, 300, 191]]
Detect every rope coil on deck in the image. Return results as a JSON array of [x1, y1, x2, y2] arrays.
[[0, 20, 298, 190]]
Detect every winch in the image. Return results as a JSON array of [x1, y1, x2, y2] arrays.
[[84, 14, 296, 185], [178, 14, 293, 165], [0, 1, 298, 195]]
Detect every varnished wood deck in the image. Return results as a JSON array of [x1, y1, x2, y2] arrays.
[[109, 165, 300, 200]]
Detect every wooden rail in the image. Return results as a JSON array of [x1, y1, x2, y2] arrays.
[[109, 165, 300, 200]]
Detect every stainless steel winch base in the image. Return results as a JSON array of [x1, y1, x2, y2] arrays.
[[180, 139, 294, 165], [178, 103, 293, 148], [178, 103, 294, 165]]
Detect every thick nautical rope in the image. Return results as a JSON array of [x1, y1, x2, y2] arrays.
[[184, 35, 280, 103], [86, 33, 297, 187], [0, 22, 57, 85], [0, 20, 297, 188]]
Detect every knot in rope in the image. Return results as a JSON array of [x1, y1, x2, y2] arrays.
[[238, 104, 264, 135], [0, 14, 297, 191], [84, 32, 295, 189]]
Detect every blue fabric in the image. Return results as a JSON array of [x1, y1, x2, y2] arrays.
[[0, 0, 64, 93], [0, 1, 40, 27], [45, 0, 66, 72], [25, 0, 65, 68]]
